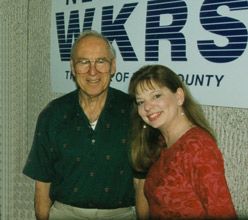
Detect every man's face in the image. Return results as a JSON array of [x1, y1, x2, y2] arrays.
[[71, 36, 116, 98]]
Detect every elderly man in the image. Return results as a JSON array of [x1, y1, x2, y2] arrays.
[[23, 30, 137, 220]]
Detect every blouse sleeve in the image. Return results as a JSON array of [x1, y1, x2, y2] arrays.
[[190, 138, 237, 219]]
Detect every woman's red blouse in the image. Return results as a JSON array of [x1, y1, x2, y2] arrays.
[[144, 127, 237, 219]]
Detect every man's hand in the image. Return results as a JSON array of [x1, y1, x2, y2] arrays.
[[34, 181, 52, 220]]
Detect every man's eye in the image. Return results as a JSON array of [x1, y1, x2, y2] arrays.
[[78, 60, 89, 65], [96, 58, 107, 64]]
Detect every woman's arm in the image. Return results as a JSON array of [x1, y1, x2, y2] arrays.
[[133, 178, 149, 220], [192, 145, 237, 219]]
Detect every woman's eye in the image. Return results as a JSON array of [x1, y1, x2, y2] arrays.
[[154, 94, 162, 99], [136, 100, 144, 106]]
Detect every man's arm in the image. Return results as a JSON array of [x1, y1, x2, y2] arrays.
[[133, 178, 149, 220], [34, 181, 52, 220]]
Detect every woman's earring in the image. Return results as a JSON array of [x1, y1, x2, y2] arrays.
[[143, 124, 147, 128]]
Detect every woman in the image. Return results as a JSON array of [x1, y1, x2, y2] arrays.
[[129, 65, 237, 219]]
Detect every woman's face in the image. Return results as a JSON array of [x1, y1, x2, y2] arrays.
[[135, 81, 184, 130]]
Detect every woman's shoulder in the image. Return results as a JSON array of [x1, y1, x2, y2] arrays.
[[173, 127, 224, 171], [184, 126, 215, 143], [178, 127, 218, 154]]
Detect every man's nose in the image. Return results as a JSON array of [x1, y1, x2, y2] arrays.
[[88, 61, 97, 75]]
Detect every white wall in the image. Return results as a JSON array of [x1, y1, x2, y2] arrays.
[[0, 0, 247, 219]]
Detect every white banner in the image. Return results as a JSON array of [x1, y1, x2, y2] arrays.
[[51, 0, 248, 108]]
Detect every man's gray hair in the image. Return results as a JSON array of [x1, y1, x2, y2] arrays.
[[70, 30, 116, 60]]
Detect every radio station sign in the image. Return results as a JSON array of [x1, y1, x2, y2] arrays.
[[50, 0, 248, 108]]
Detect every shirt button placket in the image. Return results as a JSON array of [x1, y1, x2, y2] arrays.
[[91, 139, 96, 144]]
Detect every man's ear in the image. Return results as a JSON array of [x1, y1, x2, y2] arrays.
[[110, 59, 116, 77], [70, 60, 75, 76], [176, 88, 185, 106]]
